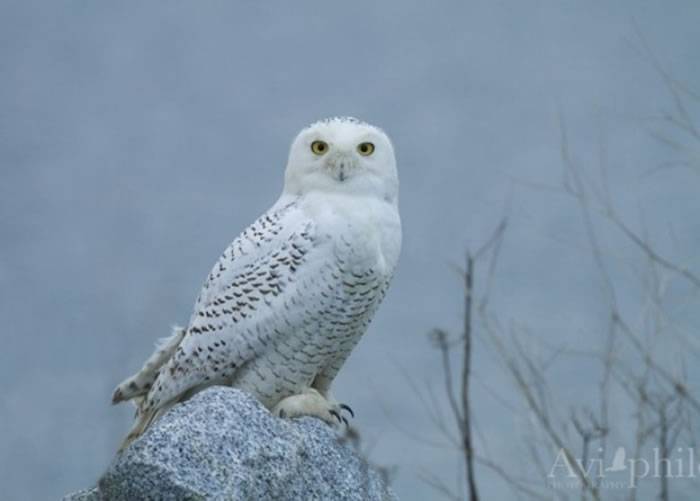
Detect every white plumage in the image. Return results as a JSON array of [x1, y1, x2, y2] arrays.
[[113, 117, 401, 449]]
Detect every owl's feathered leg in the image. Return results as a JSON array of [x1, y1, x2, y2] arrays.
[[272, 388, 353, 426], [112, 326, 186, 404]]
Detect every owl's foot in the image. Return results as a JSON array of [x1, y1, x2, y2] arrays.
[[272, 388, 354, 426]]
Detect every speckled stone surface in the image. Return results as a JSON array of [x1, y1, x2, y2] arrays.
[[63, 386, 396, 501]]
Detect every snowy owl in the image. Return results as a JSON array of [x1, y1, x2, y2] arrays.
[[112, 117, 401, 450]]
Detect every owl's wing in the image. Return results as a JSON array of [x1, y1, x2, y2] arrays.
[[144, 197, 328, 410]]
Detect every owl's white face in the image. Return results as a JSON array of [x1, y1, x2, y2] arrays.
[[283, 118, 398, 204]]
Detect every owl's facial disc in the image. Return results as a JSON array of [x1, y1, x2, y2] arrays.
[[284, 118, 398, 203]]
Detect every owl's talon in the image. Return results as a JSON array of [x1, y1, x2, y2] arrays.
[[329, 409, 342, 423], [278, 409, 287, 418], [330, 409, 348, 427], [339, 403, 354, 418], [112, 389, 123, 404]]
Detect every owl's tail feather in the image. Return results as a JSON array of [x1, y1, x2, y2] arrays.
[[117, 401, 174, 452], [112, 326, 187, 405]]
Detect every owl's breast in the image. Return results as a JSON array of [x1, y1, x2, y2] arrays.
[[306, 193, 401, 278]]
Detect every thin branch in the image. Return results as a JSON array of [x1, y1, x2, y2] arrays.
[[461, 254, 479, 501]]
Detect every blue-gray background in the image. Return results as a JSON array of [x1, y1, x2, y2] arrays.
[[2, 2, 699, 500]]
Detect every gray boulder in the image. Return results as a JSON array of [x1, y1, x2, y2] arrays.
[[63, 386, 395, 500]]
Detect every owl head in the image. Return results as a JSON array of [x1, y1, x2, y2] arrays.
[[283, 117, 398, 204]]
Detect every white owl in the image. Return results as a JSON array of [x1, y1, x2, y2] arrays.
[[112, 117, 401, 450]]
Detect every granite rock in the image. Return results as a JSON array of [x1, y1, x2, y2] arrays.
[[63, 386, 395, 501]]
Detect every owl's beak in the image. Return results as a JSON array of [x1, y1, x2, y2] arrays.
[[326, 152, 356, 182]]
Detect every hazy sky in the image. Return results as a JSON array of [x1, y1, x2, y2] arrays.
[[2, 2, 699, 500]]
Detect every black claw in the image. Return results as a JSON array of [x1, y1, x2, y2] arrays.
[[111, 390, 122, 405], [339, 403, 355, 418], [329, 409, 342, 423], [279, 409, 287, 418], [341, 416, 349, 427]]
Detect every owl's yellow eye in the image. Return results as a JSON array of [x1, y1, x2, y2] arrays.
[[357, 142, 375, 156], [310, 140, 328, 155]]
